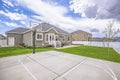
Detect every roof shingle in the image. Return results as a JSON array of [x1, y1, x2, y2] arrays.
[[40, 23, 69, 34], [6, 23, 70, 35], [6, 27, 30, 34], [72, 30, 92, 35]]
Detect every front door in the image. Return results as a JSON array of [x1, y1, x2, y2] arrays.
[[48, 33, 55, 44]]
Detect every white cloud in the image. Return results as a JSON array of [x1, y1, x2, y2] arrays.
[[3, 0, 14, 7], [0, 10, 27, 21], [20, 21, 26, 25], [4, 22, 20, 27], [70, 0, 120, 20], [31, 15, 42, 21], [17, 0, 67, 16], [0, 10, 30, 29], [16, 0, 78, 30], [14, 0, 120, 37], [0, 19, 20, 27]]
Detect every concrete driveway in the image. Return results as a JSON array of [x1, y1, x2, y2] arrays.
[[0, 51, 120, 80]]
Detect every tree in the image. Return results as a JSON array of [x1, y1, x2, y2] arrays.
[[103, 20, 119, 58], [104, 21, 119, 39]]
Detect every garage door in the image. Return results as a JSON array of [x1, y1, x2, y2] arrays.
[[8, 37, 15, 46]]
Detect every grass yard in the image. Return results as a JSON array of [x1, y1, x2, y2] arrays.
[[0, 45, 120, 63], [57, 45, 120, 63], [0, 46, 53, 58]]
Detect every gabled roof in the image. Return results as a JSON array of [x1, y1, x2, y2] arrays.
[[6, 27, 30, 34], [72, 30, 92, 35], [6, 23, 70, 35], [40, 23, 69, 34]]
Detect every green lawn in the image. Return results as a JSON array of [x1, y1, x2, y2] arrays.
[[0, 46, 53, 58], [57, 46, 120, 63], [0, 46, 120, 63]]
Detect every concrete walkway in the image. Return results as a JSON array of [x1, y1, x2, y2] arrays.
[[56, 45, 79, 49], [0, 51, 120, 80]]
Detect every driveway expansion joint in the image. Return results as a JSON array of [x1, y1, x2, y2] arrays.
[[53, 58, 87, 80]]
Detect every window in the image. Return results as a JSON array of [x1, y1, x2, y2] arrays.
[[36, 33, 43, 40], [56, 35, 58, 41], [60, 35, 65, 41], [68, 36, 71, 41], [45, 34, 48, 42]]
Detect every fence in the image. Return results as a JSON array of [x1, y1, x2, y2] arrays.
[[72, 41, 120, 54], [0, 40, 7, 47]]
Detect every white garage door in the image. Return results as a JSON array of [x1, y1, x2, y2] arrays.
[[8, 37, 15, 46]]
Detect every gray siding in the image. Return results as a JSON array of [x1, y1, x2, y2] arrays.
[[47, 28, 57, 34], [35, 41, 43, 47], [43, 29, 57, 46], [35, 32, 44, 47], [44, 28, 71, 45], [65, 35, 72, 45], [7, 33, 23, 45], [58, 34, 72, 45], [23, 31, 32, 46], [6, 29, 72, 47], [72, 30, 92, 41], [24, 31, 44, 47]]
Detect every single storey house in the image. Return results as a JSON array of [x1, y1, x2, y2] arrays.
[[6, 23, 72, 47], [72, 30, 92, 41]]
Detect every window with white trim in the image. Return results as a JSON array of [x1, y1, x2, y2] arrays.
[[36, 33, 43, 40], [45, 34, 48, 42], [55, 35, 59, 41], [60, 35, 65, 41], [68, 36, 71, 41]]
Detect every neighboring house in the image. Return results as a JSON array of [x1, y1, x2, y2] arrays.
[[0, 34, 7, 47], [6, 27, 29, 46], [72, 30, 92, 41], [6, 23, 72, 47], [0, 34, 6, 40]]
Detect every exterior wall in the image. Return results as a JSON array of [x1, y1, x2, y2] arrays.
[[23, 31, 33, 46], [6, 29, 72, 47], [43, 32, 49, 46], [35, 32, 44, 47], [0, 39, 7, 47], [23, 28, 72, 47], [0, 36, 6, 40], [72, 32, 92, 41], [7, 33, 23, 45], [58, 34, 72, 45], [47, 29, 57, 33], [43, 29, 57, 46], [35, 41, 43, 47], [43, 28, 72, 46], [24, 31, 44, 47], [65, 35, 72, 45], [47, 29, 72, 45]]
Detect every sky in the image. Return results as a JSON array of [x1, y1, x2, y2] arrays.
[[0, 0, 120, 37]]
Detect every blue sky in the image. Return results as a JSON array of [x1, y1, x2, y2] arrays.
[[0, 0, 120, 37]]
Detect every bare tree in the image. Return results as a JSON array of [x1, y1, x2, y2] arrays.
[[103, 20, 119, 58]]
